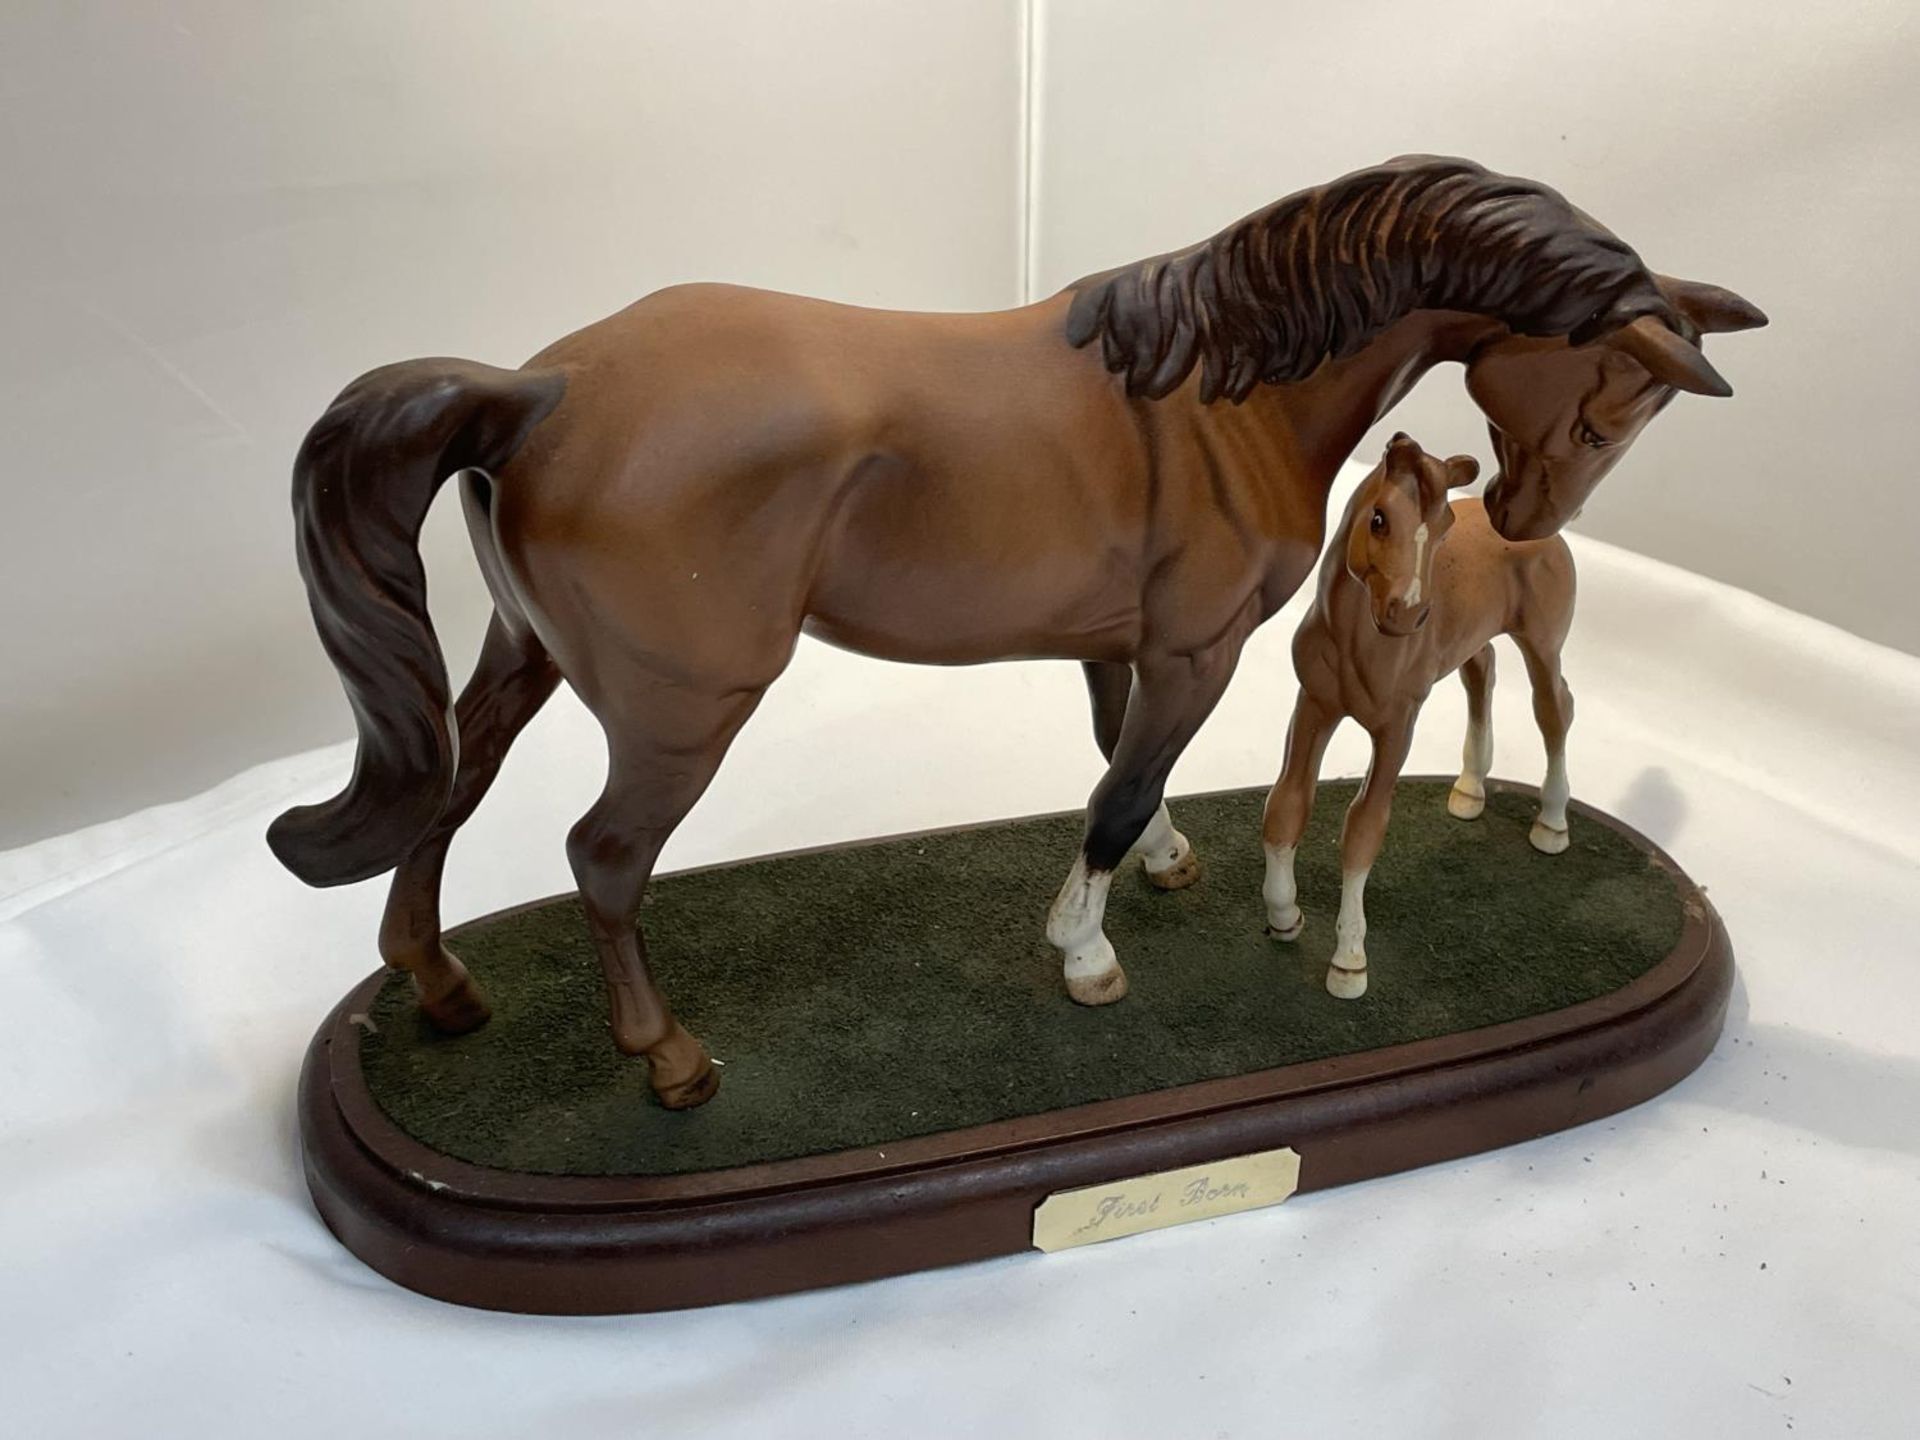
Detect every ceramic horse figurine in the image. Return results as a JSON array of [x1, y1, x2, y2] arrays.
[[1262, 433, 1578, 1000], [268, 155, 1762, 1110]]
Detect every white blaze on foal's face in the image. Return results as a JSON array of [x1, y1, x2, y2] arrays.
[[1349, 468, 1441, 633], [1347, 436, 1477, 636], [1404, 521, 1430, 606]]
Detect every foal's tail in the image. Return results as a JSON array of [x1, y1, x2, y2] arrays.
[[266, 359, 566, 887]]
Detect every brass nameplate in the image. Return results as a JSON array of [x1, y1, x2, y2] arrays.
[[1032, 1147, 1301, 1252]]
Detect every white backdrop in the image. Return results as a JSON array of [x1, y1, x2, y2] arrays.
[[4, 2, 1916, 849], [1030, 0, 1914, 652], [0, 0, 1024, 846]]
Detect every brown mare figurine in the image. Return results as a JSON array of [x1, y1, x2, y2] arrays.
[[268, 156, 1763, 1110], [1263, 434, 1577, 1001]]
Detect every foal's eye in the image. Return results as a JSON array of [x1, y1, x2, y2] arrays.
[[1577, 422, 1612, 449], [1370, 509, 1387, 536]]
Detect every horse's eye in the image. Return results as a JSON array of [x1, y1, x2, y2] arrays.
[[1578, 422, 1611, 449], [1370, 509, 1387, 536]]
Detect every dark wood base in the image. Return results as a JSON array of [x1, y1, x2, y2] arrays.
[[299, 798, 1732, 1315]]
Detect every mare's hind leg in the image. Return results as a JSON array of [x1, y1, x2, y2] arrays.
[[379, 613, 559, 1033], [1083, 660, 1197, 890], [1049, 642, 1240, 1004], [1515, 635, 1575, 854], [1448, 643, 1497, 820], [568, 685, 767, 1109]]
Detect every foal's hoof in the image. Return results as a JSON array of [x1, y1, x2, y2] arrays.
[[1145, 846, 1202, 891], [414, 957, 492, 1036], [648, 1022, 721, 1110], [1529, 820, 1570, 856], [1447, 784, 1487, 821], [1066, 964, 1129, 1006], [1325, 964, 1369, 1001], [1265, 909, 1305, 943]]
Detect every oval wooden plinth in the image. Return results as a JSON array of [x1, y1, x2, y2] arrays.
[[299, 786, 1732, 1314]]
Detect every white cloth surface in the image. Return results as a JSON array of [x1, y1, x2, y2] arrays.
[[5, 492, 1918, 1438]]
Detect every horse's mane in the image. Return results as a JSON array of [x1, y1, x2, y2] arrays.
[[1065, 156, 1674, 404]]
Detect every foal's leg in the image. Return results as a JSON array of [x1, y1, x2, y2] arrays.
[[1049, 643, 1241, 1003], [1516, 636, 1575, 855], [1082, 660, 1198, 889], [1261, 691, 1340, 941], [1327, 716, 1416, 1000], [378, 612, 559, 1033], [568, 685, 768, 1109], [1448, 643, 1497, 820]]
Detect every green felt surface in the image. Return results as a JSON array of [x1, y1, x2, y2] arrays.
[[361, 780, 1685, 1177]]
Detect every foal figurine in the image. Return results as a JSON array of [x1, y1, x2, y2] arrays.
[[1262, 434, 1577, 1000]]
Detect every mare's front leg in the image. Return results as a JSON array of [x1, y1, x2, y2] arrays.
[[1082, 660, 1199, 889], [1328, 715, 1416, 1000], [1261, 690, 1340, 941], [1049, 643, 1241, 1004]]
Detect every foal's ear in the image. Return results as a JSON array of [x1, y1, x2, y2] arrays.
[[1610, 314, 1735, 398], [1657, 275, 1769, 335], [1444, 455, 1480, 489], [1386, 430, 1423, 464]]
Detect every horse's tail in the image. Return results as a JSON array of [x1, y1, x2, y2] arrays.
[[267, 358, 566, 887]]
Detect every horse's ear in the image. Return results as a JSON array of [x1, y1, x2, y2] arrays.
[[1658, 275, 1769, 335], [1609, 314, 1735, 398], [1386, 430, 1422, 463], [1444, 455, 1480, 489]]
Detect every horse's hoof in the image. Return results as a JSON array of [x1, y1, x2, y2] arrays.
[[655, 1063, 721, 1111], [1325, 964, 1368, 1000], [1447, 784, 1486, 821], [1265, 910, 1305, 943], [1066, 964, 1129, 1006], [1145, 847, 1202, 891], [1529, 820, 1570, 855], [415, 959, 492, 1036], [648, 1023, 721, 1110]]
